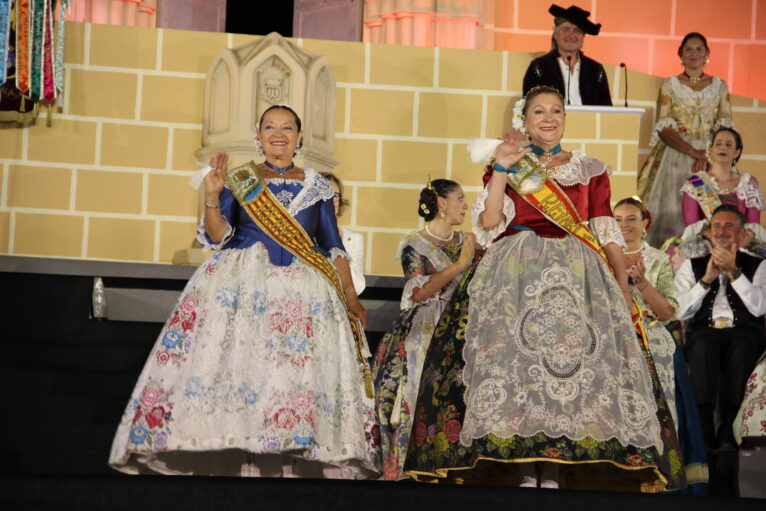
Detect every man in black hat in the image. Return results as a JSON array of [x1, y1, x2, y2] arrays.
[[522, 4, 612, 106]]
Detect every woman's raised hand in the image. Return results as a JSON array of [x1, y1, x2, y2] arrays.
[[493, 130, 532, 169], [205, 152, 229, 197]]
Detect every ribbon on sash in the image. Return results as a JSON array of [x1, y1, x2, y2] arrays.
[[225, 161, 373, 398], [686, 173, 720, 221], [29, 0, 44, 101], [506, 155, 651, 348], [16, 0, 30, 93], [0, 0, 11, 85]]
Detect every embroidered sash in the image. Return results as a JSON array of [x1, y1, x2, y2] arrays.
[[686, 173, 720, 221], [506, 156, 650, 347], [225, 161, 373, 398]]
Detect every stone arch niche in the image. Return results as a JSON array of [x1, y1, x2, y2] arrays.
[[175, 33, 339, 264], [195, 31, 338, 172]]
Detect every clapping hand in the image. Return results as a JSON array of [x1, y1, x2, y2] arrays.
[[628, 258, 649, 291], [711, 242, 739, 274]]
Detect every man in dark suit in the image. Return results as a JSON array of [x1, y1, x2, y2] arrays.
[[675, 204, 766, 450], [522, 4, 612, 106]]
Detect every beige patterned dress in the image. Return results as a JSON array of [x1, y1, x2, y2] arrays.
[[638, 76, 732, 247]]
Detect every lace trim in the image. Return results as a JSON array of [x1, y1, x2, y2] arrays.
[[590, 216, 625, 248], [329, 247, 350, 261], [472, 186, 515, 248], [286, 168, 334, 216], [667, 75, 727, 100], [736, 174, 766, 210], [712, 117, 734, 132], [649, 117, 680, 148], [400, 274, 441, 310], [196, 217, 234, 250], [546, 150, 610, 186]]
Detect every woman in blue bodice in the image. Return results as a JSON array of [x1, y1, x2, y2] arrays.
[[109, 105, 379, 479]]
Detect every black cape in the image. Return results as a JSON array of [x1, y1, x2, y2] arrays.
[[522, 50, 612, 106]]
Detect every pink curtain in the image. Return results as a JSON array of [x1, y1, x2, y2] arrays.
[[363, 0, 494, 49], [67, 0, 156, 27]]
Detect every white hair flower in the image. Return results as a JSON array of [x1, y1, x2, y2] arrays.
[[512, 97, 527, 135]]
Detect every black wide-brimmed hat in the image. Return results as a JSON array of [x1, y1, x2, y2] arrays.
[[548, 4, 601, 35]]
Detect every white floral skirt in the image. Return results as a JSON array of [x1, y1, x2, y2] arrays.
[[460, 232, 663, 452], [108, 243, 380, 478]]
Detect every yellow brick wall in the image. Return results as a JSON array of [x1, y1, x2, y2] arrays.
[[2, 22, 766, 276]]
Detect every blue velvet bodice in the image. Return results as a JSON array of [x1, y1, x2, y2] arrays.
[[203, 176, 345, 266]]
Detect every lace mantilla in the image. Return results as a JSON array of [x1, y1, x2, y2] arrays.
[[590, 216, 626, 248], [280, 168, 335, 216], [545, 150, 610, 186]]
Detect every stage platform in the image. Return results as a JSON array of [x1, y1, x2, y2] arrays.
[[3, 474, 766, 511], [0, 255, 764, 508]]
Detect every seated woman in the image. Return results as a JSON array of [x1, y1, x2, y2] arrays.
[[614, 197, 709, 494], [373, 178, 475, 480], [670, 127, 766, 270], [108, 105, 379, 478], [403, 86, 684, 492], [322, 172, 366, 295]]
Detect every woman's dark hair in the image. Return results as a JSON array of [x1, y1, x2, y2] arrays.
[[614, 196, 652, 228], [711, 126, 743, 163], [677, 32, 709, 58], [418, 178, 460, 222], [320, 172, 349, 216], [523, 85, 565, 116]]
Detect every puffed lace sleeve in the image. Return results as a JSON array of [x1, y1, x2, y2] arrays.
[[398, 244, 439, 310], [590, 216, 626, 248], [713, 79, 733, 131], [649, 79, 679, 147], [196, 187, 236, 250], [471, 185, 515, 248]]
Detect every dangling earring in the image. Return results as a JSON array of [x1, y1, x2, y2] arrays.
[[295, 140, 302, 157], [641, 228, 647, 241], [705, 56, 710, 65], [440, 209, 446, 219], [253, 123, 264, 156]]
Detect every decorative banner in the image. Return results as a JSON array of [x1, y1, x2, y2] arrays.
[[2, 0, 65, 124]]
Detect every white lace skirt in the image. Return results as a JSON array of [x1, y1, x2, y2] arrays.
[[108, 243, 380, 478], [460, 232, 663, 452]]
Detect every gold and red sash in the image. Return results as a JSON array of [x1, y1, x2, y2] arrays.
[[225, 161, 373, 398], [507, 156, 650, 348]]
